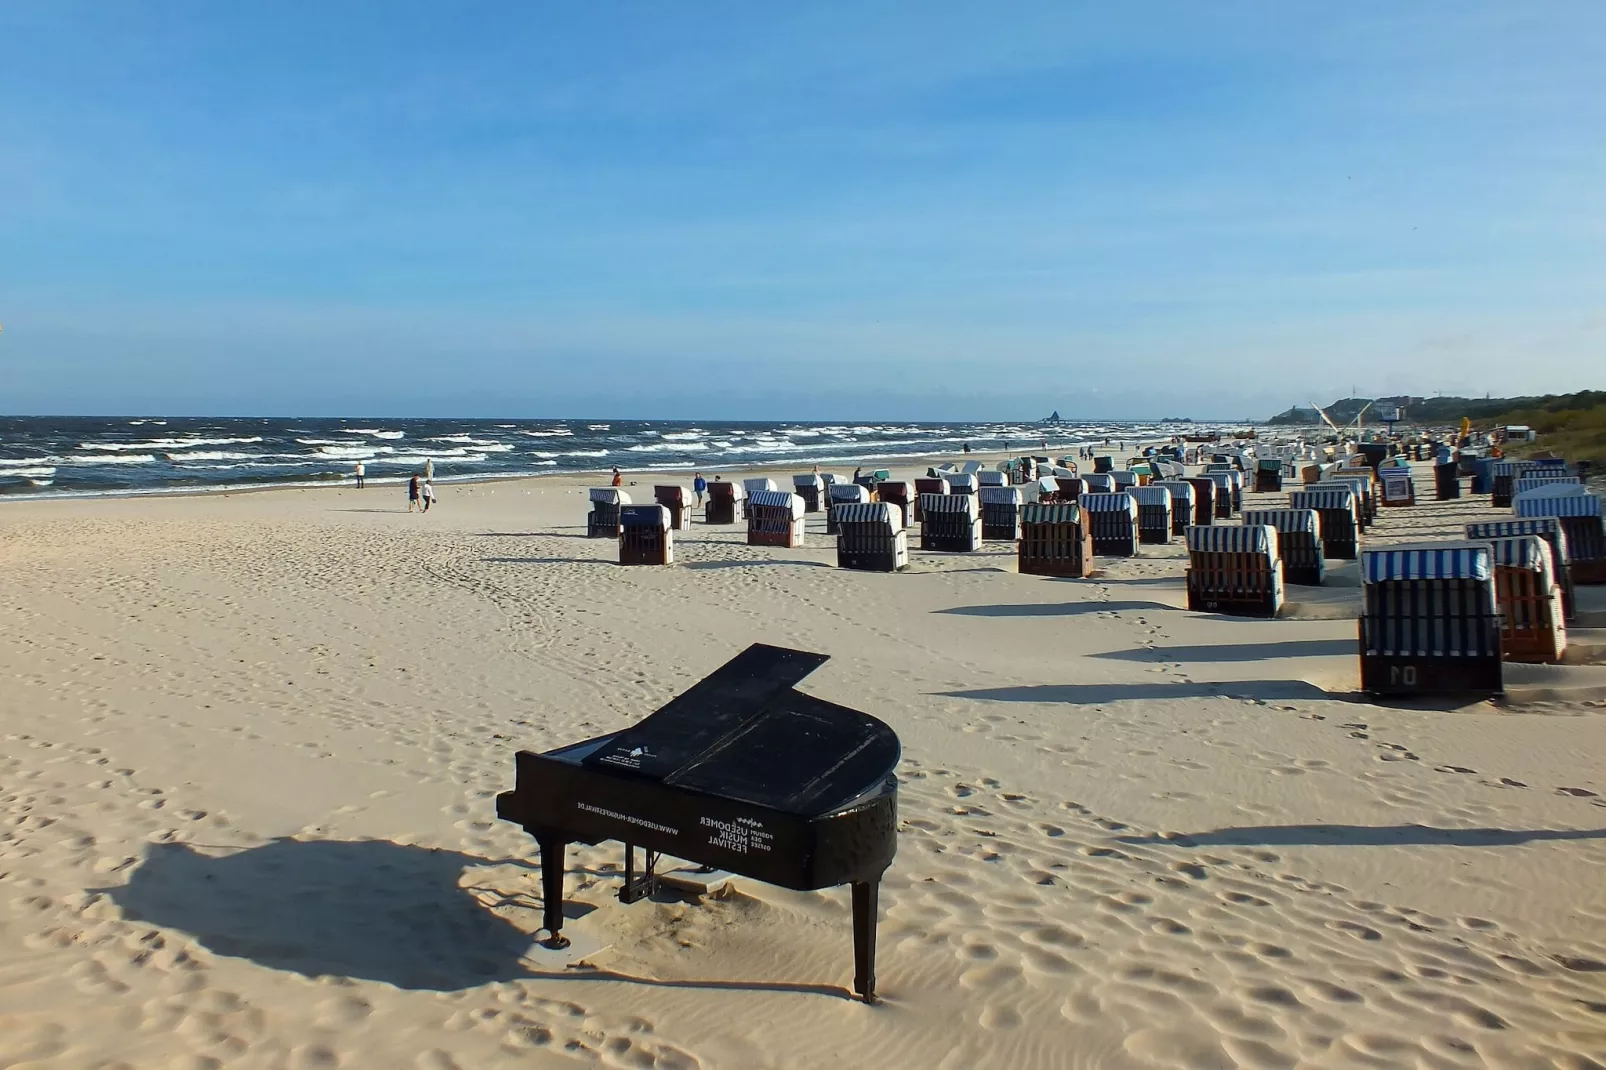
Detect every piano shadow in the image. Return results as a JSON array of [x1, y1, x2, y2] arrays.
[[100, 839, 865, 1000], [99, 838, 538, 991]]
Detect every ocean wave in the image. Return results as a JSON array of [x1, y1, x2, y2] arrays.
[[627, 441, 709, 453], [55, 453, 160, 466], [78, 435, 264, 451], [0, 466, 57, 478], [520, 429, 575, 437], [164, 450, 266, 462]]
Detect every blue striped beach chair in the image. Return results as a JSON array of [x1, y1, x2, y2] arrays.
[[1154, 480, 1195, 536], [919, 492, 981, 552], [1313, 479, 1371, 532], [1128, 485, 1173, 544], [1514, 474, 1580, 498], [792, 474, 825, 514], [1359, 543, 1501, 696], [747, 490, 807, 548], [946, 472, 978, 497], [1018, 502, 1093, 577], [1110, 470, 1138, 492], [587, 487, 630, 538], [1514, 486, 1605, 584], [827, 482, 871, 535], [1082, 473, 1115, 494], [979, 486, 1023, 541], [1185, 524, 1283, 617], [1466, 517, 1574, 620], [1484, 535, 1566, 663], [1205, 471, 1235, 518], [977, 470, 1007, 487], [835, 502, 908, 572], [1242, 508, 1324, 586], [619, 504, 673, 565], [743, 477, 777, 497], [1289, 487, 1359, 559], [1081, 492, 1140, 557], [1254, 458, 1283, 493]]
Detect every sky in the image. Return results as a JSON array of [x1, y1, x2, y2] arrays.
[[0, 2, 1602, 420]]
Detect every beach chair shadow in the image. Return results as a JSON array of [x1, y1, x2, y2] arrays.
[[936, 599, 1175, 617], [1115, 824, 1606, 848], [934, 679, 1331, 703]]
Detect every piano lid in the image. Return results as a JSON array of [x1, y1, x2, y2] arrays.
[[580, 644, 899, 815]]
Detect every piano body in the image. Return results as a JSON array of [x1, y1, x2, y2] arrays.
[[496, 644, 900, 1002]]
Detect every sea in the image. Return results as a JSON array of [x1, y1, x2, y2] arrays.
[[0, 416, 1188, 499]]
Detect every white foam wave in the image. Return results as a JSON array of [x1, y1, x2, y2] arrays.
[[78, 436, 263, 451], [627, 442, 709, 453], [521, 429, 575, 437], [0, 466, 57, 478], [164, 451, 265, 462], [57, 453, 159, 466]]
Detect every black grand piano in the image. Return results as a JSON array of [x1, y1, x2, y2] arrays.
[[496, 644, 900, 1002]]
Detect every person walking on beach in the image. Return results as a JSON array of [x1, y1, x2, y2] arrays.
[[424, 458, 434, 482], [693, 472, 708, 507], [355, 460, 365, 489], [422, 479, 435, 512], [611, 466, 623, 487], [407, 473, 421, 512]]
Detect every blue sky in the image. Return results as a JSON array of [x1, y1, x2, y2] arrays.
[[1, 2, 1601, 419]]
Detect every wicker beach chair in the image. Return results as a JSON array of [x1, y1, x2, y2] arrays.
[[1081, 492, 1140, 557], [1514, 474, 1581, 498], [1485, 535, 1566, 663], [1253, 458, 1283, 493], [743, 477, 778, 497], [1185, 524, 1283, 617], [1110, 470, 1138, 492], [1184, 477, 1216, 526], [876, 481, 913, 529], [587, 487, 630, 538], [977, 470, 1007, 487], [1053, 476, 1086, 505], [826, 483, 871, 535], [1289, 487, 1360, 560], [919, 492, 981, 552], [1154, 480, 1195, 536], [1359, 543, 1502, 697], [1313, 479, 1371, 532], [1128, 485, 1173, 545], [979, 486, 1023, 541], [653, 485, 693, 531], [1434, 462, 1461, 500], [1378, 466, 1415, 507], [835, 502, 908, 572], [912, 477, 950, 523], [705, 480, 744, 525], [1205, 472, 1235, 519], [1466, 517, 1575, 621], [1093, 455, 1114, 474], [946, 472, 978, 497], [1082, 473, 1116, 494], [1514, 486, 1605, 584], [1241, 508, 1325, 586], [747, 490, 807, 548], [619, 504, 673, 565], [1018, 503, 1093, 577], [792, 474, 825, 514]]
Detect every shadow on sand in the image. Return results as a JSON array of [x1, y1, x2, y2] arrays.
[[101, 839, 535, 990], [935, 679, 1331, 703], [100, 839, 856, 998], [1116, 824, 1606, 848], [937, 599, 1175, 618], [1091, 639, 1356, 663]]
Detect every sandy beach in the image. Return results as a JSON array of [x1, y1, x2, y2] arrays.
[[2, 456, 1603, 1069]]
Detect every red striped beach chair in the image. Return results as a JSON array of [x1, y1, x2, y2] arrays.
[[1485, 535, 1566, 663], [747, 490, 806, 548], [1018, 502, 1093, 577]]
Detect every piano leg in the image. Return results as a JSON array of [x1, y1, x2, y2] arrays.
[[851, 880, 879, 1004], [538, 835, 570, 950]]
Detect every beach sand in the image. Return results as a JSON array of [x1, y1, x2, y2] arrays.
[[2, 458, 1603, 1069]]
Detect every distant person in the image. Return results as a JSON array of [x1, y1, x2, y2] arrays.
[[611, 466, 623, 487], [354, 460, 365, 489], [422, 480, 435, 512], [408, 473, 421, 512], [853, 466, 862, 483], [424, 458, 434, 482], [693, 472, 708, 507], [962, 442, 971, 454]]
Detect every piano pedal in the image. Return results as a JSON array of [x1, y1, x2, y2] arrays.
[[619, 844, 660, 905]]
